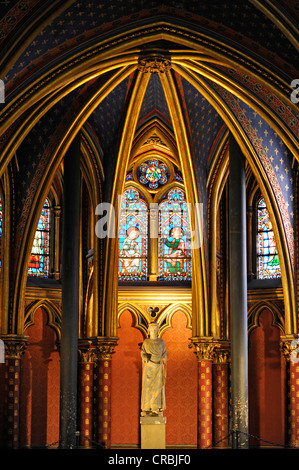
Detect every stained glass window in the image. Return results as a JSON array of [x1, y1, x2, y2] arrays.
[[158, 188, 192, 281], [28, 199, 50, 277], [257, 197, 281, 279], [138, 159, 169, 189], [119, 188, 148, 281]]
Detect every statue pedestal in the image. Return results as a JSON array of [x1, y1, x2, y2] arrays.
[[140, 416, 166, 449]]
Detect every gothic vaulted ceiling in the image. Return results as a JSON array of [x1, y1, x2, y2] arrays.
[[0, 1, 298, 322]]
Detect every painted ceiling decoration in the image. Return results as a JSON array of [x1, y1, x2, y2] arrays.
[[0, 0, 298, 328]]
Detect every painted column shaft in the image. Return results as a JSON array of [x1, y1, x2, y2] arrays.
[[289, 361, 299, 447], [97, 358, 112, 448], [79, 361, 94, 447], [229, 134, 248, 448], [4, 357, 20, 448], [59, 135, 81, 448], [198, 359, 212, 448], [213, 362, 229, 447]]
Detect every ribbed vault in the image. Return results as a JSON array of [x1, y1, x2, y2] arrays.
[[0, 3, 297, 339]]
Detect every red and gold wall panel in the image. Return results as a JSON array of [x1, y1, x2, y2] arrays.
[[111, 310, 144, 446], [111, 309, 197, 448], [248, 309, 286, 447], [20, 308, 60, 448], [163, 311, 197, 447]]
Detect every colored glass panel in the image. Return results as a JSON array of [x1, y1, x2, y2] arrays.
[[119, 188, 148, 281], [158, 188, 192, 281], [139, 159, 168, 189], [257, 197, 281, 279], [28, 199, 50, 277]]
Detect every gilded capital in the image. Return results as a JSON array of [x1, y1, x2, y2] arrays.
[[78, 339, 97, 363], [54, 205, 61, 217], [0, 334, 28, 359], [95, 337, 118, 361], [280, 335, 299, 362], [213, 341, 230, 364], [189, 337, 220, 361]]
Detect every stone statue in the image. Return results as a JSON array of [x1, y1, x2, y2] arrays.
[[141, 322, 167, 416]]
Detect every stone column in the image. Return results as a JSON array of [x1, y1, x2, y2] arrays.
[[78, 341, 96, 448], [281, 335, 299, 447], [0, 335, 27, 448], [213, 345, 230, 448], [95, 337, 117, 449], [59, 135, 81, 448], [229, 134, 248, 448], [190, 338, 218, 449]]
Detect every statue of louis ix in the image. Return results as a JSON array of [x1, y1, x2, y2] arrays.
[[140, 322, 167, 417]]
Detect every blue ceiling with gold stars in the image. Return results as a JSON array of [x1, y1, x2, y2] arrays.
[[4, 0, 298, 86]]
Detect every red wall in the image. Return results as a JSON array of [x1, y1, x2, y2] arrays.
[[20, 307, 60, 448], [111, 310, 144, 445], [248, 308, 286, 447], [111, 309, 198, 447], [163, 311, 198, 446]]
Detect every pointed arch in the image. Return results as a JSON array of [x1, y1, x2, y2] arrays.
[[159, 69, 209, 338], [172, 63, 296, 335], [117, 303, 148, 337], [101, 69, 151, 337], [80, 126, 104, 338], [248, 301, 285, 337], [24, 299, 62, 341], [10, 66, 135, 334], [208, 132, 230, 338], [158, 303, 192, 336]]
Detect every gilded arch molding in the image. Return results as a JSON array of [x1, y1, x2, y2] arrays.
[[208, 132, 229, 339], [250, 0, 299, 51], [159, 69, 209, 338], [117, 301, 192, 338], [0, 0, 77, 78], [10, 66, 135, 333], [101, 70, 151, 337]]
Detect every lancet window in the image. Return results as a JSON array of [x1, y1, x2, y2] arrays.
[[119, 188, 148, 281], [158, 188, 192, 281], [257, 196, 281, 279], [28, 198, 51, 277], [118, 155, 192, 282]]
